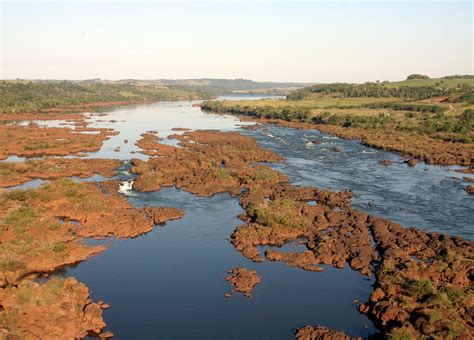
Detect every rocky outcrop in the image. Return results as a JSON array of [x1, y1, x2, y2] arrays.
[[0, 158, 121, 187], [378, 160, 393, 166], [295, 325, 359, 340], [0, 179, 184, 285], [0, 277, 107, 339], [0, 123, 117, 160], [225, 268, 262, 298]]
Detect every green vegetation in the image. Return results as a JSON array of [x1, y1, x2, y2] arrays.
[[201, 75, 474, 145], [248, 199, 312, 230], [0, 80, 215, 114], [287, 79, 474, 101], [407, 74, 430, 80]]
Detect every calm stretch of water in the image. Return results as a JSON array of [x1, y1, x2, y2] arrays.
[[6, 98, 472, 339]]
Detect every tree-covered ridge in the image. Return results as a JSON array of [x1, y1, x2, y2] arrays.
[[287, 77, 474, 101], [0, 81, 215, 114]]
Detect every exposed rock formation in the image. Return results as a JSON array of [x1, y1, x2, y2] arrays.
[[0, 158, 121, 187], [0, 277, 106, 339], [225, 268, 262, 298]]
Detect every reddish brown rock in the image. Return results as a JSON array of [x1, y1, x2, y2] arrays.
[[0, 277, 106, 339], [225, 268, 262, 298], [295, 325, 358, 340], [265, 250, 324, 272], [0, 123, 117, 160], [0, 158, 121, 187], [378, 159, 393, 166], [142, 206, 185, 224], [0, 179, 184, 284]]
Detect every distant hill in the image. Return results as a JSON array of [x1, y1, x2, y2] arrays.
[[111, 78, 310, 95], [22, 78, 310, 96]]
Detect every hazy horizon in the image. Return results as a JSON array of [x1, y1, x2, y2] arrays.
[[2, 1, 473, 83]]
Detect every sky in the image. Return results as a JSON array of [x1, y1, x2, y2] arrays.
[[1, 0, 473, 83]]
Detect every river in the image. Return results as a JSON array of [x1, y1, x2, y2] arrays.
[[7, 97, 473, 339]]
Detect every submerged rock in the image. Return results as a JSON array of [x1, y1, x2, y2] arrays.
[[378, 159, 393, 166], [405, 158, 417, 167]]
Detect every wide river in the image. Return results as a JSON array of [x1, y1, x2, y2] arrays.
[[14, 97, 473, 339]]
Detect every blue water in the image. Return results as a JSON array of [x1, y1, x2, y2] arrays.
[[5, 99, 472, 339], [241, 125, 473, 240], [64, 188, 375, 339]]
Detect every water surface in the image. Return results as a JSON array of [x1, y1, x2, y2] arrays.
[[5, 98, 472, 339]]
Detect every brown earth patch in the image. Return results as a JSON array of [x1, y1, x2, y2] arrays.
[[225, 268, 262, 298], [0, 158, 121, 187], [132, 129, 284, 196], [295, 325, 360, 340], [0, 277, 106, 339], [0, 123, 117, 160]]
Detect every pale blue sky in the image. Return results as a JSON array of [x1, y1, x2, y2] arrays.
[[1, 1, 472, 82]]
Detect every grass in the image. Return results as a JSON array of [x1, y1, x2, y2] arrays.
[[388, 327, 414, 340], [3, 205, 37, 234], [403, 279, 433, 299], [249, 199, 312, 230]]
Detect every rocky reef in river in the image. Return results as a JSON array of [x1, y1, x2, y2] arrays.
[[132, 128, 473, 339], [0, 277, 108, 339], [0, 123, 117, 160], [0, 158, 121, 187], [0, 177, 184, 338], [225, 268, 262, 298], [237, 117, 474, 167]]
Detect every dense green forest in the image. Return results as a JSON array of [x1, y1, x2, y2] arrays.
[[0, 81, 215, 114]]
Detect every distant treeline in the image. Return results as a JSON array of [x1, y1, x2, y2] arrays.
[[0, 81, 215, 114], [287, 81, 474, 102], [287, 83, 457, 101]]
